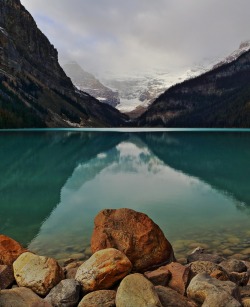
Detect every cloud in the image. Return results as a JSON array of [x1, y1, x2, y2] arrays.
[[21, 0, 250, 75]]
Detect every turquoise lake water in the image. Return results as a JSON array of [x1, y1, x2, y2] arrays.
[[0, 129, 250, 262]]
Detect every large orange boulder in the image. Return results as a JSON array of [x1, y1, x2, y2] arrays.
[[91, 208, 175, 272], [0, 235, 26, 265]]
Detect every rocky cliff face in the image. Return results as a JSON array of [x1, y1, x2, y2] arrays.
[[63, 62, 120, 108], [137, 48, 250, 127], [0, 0, 127, 128]]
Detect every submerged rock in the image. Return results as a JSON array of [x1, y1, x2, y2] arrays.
[[116, 273, 162, 307], [187, 247, 225, 264], [75, 248, 132, 292], [78, 290, 116, 307], [0, 235, 26, 265], [91, 208, 175, 272], [13, 252, 64, 296]]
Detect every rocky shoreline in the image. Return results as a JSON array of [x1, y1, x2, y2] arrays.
[[0, 208, 249, 306]]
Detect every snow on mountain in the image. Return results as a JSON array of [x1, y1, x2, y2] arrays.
[[213, 40, 250, 69], [63, 62, 120, 108], [100, 65, 211, 113], [99, 41, 250, 114]]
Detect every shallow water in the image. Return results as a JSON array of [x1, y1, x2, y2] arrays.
[[0, 130, 250, 261]]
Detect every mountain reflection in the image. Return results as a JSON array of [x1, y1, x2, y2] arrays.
[[0, 131, 249, 256], [141, 132, 250, 207], [0, 131, 126, 245]]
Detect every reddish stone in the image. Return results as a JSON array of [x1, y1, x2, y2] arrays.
[[165, 262, 190, 295], [91, 208, 175, 272], [0, 235, 26, 265], [144, 266, 171, 286], [0, 265, 15, 289], [210, 269, 229, 281]]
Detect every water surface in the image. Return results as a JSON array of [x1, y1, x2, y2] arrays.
[[0, 130, 249, 261]]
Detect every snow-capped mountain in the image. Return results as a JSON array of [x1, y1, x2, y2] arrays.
[[213, 40, 250, 69], [63, 62, 120, 108], [99, 41, 250, 114], [63, 41, 250, 116], [100, 65, 211, 114]]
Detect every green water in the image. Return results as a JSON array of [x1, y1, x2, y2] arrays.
[[0, 130, 250, 261]]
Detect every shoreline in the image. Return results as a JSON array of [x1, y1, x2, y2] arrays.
[[0, 208, 249, 306]]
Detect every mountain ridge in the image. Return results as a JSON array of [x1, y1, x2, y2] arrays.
[[0, 0, 127, 128], [63, 62, 120, 108], [136, 46, 250, 127]]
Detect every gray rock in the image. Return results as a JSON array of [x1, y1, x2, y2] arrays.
[[188, 260, 229, 279], [187, 248, 225, 264], [155, 286, 197, 307], [78, 290, 116, 307], [187, 273, 241, 307], [116, 273, 162, 307], [0, 265, 14, 289], [220, 259, 247, 273], [45, 279, 81, 307], [0, 287, 52, 307]]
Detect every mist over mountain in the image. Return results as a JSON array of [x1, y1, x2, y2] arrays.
[[63, 62, 120, 108]]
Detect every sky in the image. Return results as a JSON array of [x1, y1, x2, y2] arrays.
[[21, 0, 250, 76]]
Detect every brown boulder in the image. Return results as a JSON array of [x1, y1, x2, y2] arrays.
[[144, 266, 171, 286], [0, 235, 26, 265], [165, 262, 190, 295], [230, 272, 249, 286], [0, 265, 15, 289], [91, 208, 174, 272], [75, 248, 132, 292], [155, 286, 197, 307]]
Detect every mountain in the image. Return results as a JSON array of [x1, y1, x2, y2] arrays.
[[213, 40, 250, 70], [0, 0, 127, 128], [63, 62, 120, 108], [137, 45, 250, 127], [100, 61, 215, 118]]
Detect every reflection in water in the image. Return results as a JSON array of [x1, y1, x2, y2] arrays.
[[0, 132, 126, 245], [1, 131, 250, 260]]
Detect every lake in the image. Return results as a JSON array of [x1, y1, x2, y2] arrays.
[[0, 129, 250, 262]]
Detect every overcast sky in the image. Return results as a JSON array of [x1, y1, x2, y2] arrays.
[[21, 0, 250, 76]]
